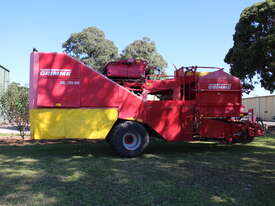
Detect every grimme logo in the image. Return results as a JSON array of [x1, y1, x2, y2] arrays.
[[208, 83, 231, 90], [40, 69, 72, 76]]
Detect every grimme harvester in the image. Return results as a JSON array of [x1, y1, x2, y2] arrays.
[[29, 52, 264, 157]]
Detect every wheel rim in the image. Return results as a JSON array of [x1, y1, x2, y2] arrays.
[[122, 133, 141, 151]]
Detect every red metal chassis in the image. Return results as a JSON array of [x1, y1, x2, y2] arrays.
[[29, 52, 264, 142]]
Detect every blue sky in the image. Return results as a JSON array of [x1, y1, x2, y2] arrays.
[[0, 0, 271, 97]]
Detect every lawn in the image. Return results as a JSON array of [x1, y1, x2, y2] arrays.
[[0, 137, 274, 206], [0, 133, 14, 136]]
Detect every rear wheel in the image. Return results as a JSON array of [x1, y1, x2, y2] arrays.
[[109, 121, 149, 157], [235, 130, 254, 144]]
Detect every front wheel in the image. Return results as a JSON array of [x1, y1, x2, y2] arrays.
[[109, 121, 149, 157]]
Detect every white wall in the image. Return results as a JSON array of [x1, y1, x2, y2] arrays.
[[243, 95, 275, 121]]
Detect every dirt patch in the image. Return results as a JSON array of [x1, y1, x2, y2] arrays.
[[0, 136, 102, 146]]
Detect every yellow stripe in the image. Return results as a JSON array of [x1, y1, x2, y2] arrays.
[[186, 72, 209, 77], [30, 108, 118, 140], [125, 117, 143, 123]]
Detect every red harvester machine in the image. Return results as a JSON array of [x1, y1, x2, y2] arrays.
[[29, 51, 264, 157]]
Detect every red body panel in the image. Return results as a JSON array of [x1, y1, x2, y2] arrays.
[[106, 59, 147, 79], [37, 78, 81, 107], [196, 70, 242, 117], [30, 52, 144, 119], [29, 52, 263, 142], [139, 101, 195, 141], [200, 119, 235, 139], [33, 53, 82, 107], [142, 101, 183, 141]]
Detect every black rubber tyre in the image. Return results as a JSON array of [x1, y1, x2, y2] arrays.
[[105, 136, 111, 144], [238, 130, 254, 144], [109, 121, 149, 157]]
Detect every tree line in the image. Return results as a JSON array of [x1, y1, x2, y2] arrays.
[[63, 0, 274, 93], [62, 27, 167, 74]]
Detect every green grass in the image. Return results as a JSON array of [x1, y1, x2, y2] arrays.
[[0, 133, 13, 136], [0, 137, 274, 206]]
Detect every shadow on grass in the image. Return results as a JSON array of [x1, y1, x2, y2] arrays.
[[0, 138, 274, 206], [0, 137, 273, 156], [0, 141, 113, 158]]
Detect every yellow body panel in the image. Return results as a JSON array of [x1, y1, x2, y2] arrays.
[[30, 108, 118, 140], [186, 72, 209, 77]]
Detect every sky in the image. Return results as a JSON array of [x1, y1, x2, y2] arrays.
[[0, 0, 272, 97]]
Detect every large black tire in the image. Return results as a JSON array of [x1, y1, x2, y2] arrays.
[[109, 121, 149, 157], [235, 130, 254, 144]]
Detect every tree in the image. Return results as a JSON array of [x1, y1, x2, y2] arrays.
[[224, 0, 275, 93], [121, 37, 167, 74], [0, 83, 29, 139], [63, 26, 119, 73]]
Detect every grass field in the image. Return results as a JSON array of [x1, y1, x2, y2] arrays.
[[0, 133, 15, 136], [0, 137, 274, 206]]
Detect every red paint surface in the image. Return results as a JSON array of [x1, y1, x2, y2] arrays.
[[196, 70, 242, 117], [106, 59, 147, 79], [29, 52, 263, 141]]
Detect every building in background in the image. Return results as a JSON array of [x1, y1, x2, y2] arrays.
[[243, 95, 275, 121], [0, 65, 10, 97], [0, 65, 10, 123]]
